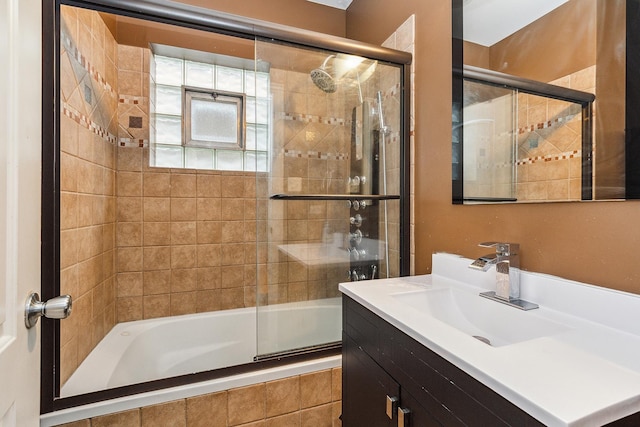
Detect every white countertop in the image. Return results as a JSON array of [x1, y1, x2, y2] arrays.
[[339, 253, 640, 427]]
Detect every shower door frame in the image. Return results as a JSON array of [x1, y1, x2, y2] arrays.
[[41, 0, 412, 413]]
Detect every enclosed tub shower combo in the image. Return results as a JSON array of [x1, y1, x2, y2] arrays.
[[40, 0, 412, 422]]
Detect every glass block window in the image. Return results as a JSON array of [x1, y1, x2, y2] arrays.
[[151, 54, 270, 172]]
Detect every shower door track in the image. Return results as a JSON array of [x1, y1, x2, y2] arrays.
[[270, 194, 400, 201]]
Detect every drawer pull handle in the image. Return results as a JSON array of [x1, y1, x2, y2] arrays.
[[398, 407, 411, 427], [386, 395, 398, 419]]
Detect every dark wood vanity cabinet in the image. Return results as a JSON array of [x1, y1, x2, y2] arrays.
[[342, 295, 544, 427]]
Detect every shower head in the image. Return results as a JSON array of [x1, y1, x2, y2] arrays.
[[310, 55, 337, 93]]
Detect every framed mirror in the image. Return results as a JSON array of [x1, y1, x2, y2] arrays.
[[452, 0, 640, 203]]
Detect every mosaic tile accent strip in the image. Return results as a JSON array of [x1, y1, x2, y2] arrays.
[[61, 30, 117, 99], [63, 102, 117, 144], [518, 113, 579, 134], [281, 149, 349, 160], [516, 150, 581, 166], [283, 112, 348, 126], [119, 138, 149, 148], [119, 95, 148, 105]]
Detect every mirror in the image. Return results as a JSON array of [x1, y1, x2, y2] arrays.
[[452, 0, 640, 203]]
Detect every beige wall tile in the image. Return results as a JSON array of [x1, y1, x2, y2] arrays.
[[196, 198, 221, 221], [118, 197, 143, 222], [118, 171, 143, 197], [197, 266, 220, 290], [143, 197, 171, 222], [144, 172, 171, 197], [195, 289, 220, 312], [300, 370, 332, 409], [172, 221, 197, 245], [143, 222, 171, 246], [172, 268, 198, 292], [331, 368, 342, 401], [228, 384, 266, 426], [196, 174, 220, 197], [171, 198, 197, 221], [143, 246, 171, 270], [117, 222, 142, 247], [220, 287, 244, 309], [197, 221, 222, 244], [117, 272, 143, 297], [197, 244, 221, 268], [117, 247, 143, 272], [171, 291, 198, 315], [220, 175, 245, 198], [117, 296, 143, 322], [172, 174, 197, 197], [266, 413, 301, 427], [143, 270, 171, 295], [300, 404, 333, 427], [171, 245, 197, 269], [266, 376, 300, 417], [186, 391, 227, 427], [141, 400, 186, 427], [143, 294, 171, 319]]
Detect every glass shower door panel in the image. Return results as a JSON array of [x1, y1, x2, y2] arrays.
[[255, 38, 403, 358]]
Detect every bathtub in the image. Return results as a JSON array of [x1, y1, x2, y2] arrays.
[[61, 297, 342, 397]]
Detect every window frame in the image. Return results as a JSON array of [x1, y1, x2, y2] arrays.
[[182, 86, 247, 150]]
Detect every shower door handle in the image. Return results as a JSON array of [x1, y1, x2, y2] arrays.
[[25, 292, 72, 329]]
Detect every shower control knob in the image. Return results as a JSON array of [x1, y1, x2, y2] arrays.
[[352, 200, 359, 211], [359, 200, 367, 210], [25, 292, 73, 329], [350, 229, 363, 245], [350, 176, 361, 186], [350, 214, 363, 227]]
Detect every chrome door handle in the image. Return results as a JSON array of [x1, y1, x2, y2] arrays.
[[25, 292, 72, 329]]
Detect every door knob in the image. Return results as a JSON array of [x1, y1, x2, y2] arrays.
[[25, 292, 72, 329]]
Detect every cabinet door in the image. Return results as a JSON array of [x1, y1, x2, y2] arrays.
[[342, 335, 399, 427], [398, 388, 447, 427]]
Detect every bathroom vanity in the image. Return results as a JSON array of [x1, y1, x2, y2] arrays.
[[340, 253, 640, 426]]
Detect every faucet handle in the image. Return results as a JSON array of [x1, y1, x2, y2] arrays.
[[478, 242, 519, 255]]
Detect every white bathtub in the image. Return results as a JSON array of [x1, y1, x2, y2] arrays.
[[61, 297, 341, 397]]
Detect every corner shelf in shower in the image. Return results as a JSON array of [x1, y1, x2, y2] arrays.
[[269, 194, 401, 201]]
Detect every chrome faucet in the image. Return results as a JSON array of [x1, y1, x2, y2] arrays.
[[470, 242, 538, 310]]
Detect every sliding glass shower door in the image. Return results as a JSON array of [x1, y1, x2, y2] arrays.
[[254, 38, 405, 358]]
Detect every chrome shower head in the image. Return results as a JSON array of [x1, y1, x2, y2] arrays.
[[310, 55, 337, 93]]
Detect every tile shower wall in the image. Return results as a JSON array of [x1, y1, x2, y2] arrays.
[[381, 14, 415, 276], [54, 367, 342, 427], [516, 65, 595, 201], [116, 47, 345, 318], [260, 63, 354, 305], [59, 6, 118, 385]]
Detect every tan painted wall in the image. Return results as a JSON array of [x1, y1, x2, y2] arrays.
[[489, 0, 596, 82], [347, 0, 640, 294]]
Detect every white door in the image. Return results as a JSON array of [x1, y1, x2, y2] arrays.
[[0, 0, 43, 425]]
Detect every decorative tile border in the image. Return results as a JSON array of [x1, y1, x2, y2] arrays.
[[61, 30, 117, 100], [118, 138, 148, 148], [516, 150, 581, 165], [119, 95, 148, 105], [63, 102, 117, 144], [283, 112, 348, 126], [518, 113, 579, 135], [282, 149, 348, 161]]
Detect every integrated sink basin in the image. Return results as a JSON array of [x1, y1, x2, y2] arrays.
[[392, 286, 572, 347], [339, 252, 640, 426]]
